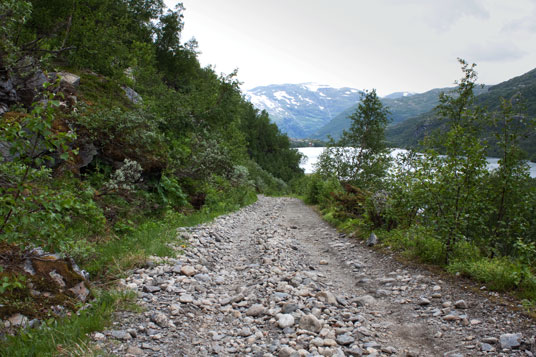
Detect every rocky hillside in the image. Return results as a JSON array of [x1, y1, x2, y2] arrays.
[[245, 84, 362, 138]]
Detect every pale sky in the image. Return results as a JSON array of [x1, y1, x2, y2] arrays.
[[164, 0, 536, 95]]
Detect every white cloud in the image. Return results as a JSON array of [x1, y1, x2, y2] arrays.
[[386, 0, 490, 31], [462, 42, 527, 62]]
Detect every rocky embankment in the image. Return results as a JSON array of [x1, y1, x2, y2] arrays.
[[100, 196, 535, 356]]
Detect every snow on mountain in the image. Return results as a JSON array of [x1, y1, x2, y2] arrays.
[[245, 83, 362, 138], [383, 91, 416, 99]]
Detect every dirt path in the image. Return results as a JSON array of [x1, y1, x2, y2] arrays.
[[101, 196, 535, 356]]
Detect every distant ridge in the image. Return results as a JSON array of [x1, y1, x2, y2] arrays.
[[245, 83, 362, 138]]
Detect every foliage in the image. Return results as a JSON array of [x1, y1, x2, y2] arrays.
[[1, 290, 136, 357], [317, 89, 391, 189], [299, 59, 536, 301]]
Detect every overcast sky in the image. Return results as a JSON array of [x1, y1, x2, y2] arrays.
[[164, 0, 536, 95]]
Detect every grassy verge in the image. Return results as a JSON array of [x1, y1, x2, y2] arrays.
[[1, 192, 257, 355], [295, 183, 536, 307], [1, 289, 137, 357]]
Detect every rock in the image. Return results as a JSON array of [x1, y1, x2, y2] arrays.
[[277, 314, 295, 328], [317, 291, 338, 305], [126, 346, 144, 355], [246, 304, 266, 317], [179, 294, 194, 303], [151, 312, 171, 328], [418, 297, 431, 306], [336, 333, 355, 346], [499, 333, 522, 349], [8, 313, 29, 328], [68, 281, 90, 302], [282, 302, 299, 314], [15, 66, 47, 106], [122, 86, 143, 104], [279, 346, 298, 357], [481, 343, 494, 352], [0, 77, 17, 102], [481, 337, 498, 344], [110, 330, 132, 340], [49, 270, 66, 288], [346, 347, 365, 356], [57, 72, 81, 88], [143, 285, 161, 293], [367, 232, 378, 247], [319, 260, 329, 265], [454, 300, 468, 309], [238, 327, 252, 337], [355, 295, 376, 306], [180, 265, 196, 276], [443, 314, 460, 321], [299, 314, 322, 333], [92, 332, 106, 341]]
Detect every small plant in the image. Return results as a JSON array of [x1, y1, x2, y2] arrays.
[[0, 274, 27, 294]]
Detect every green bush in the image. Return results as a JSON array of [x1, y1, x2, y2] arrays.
[[448, 257, 536, 294]]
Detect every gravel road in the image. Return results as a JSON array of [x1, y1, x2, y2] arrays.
[[100, 196, 535, 356]]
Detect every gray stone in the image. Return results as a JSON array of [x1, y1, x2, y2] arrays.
[[49, 270, 66, 288], [282, 302, 299, 314], [246, 304, 266, 317], [68, 281, 90, 302], [179, 294, 194, 303], [499, 333, 522, 349], [150, 312, 170, 328], [279, 346, 297, 357], [92, 332, 106, 341], [355, 295, 376, 306], [143, 285, 161, 293], [277, 314, 295, 328], [180, 265, 196, 276], [481, 343, 494, 352], [418, 297, 431, 306], [126, 346, 144, 355], [8, 313, 29, 328], [336, 333, 355, 346], [345, 347, 365, 356], [367, 232, 378, 246], [57, 72, 81, 88], [238, 327, 252, 337], [299, 314, 322, 333], [454, 300, 468, 309], [122, 86, 143, 104], [317, 291, 338, 305], [363, 341, 381, 349], [110, 330, 132, 340]]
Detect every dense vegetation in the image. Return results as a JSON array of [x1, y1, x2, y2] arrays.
[[386, 67, 536, 161], [0, 0, 302, 352], [296, 60, 536, 304]]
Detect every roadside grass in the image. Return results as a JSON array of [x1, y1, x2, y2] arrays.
[[1, 289, 136, 357], [300, 197, 536, 305], [1, 193, 258, 355]]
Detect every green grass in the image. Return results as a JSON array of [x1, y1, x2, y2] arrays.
[[0, 290, 136, 357], [303, 194, 536, 303], [448, 257, 536, 299], [2, 191, 258, 354]]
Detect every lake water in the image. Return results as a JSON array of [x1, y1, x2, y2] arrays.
[[298, 147, 536, 178]]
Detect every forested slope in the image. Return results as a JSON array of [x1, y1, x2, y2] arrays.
[[0, 0, 303, 344]]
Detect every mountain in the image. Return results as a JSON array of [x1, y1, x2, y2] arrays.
[[383, 91, 416, 99], [385, 67, 536, 160], [312, 87, 487, 140], [245, 83, 362, 138]]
